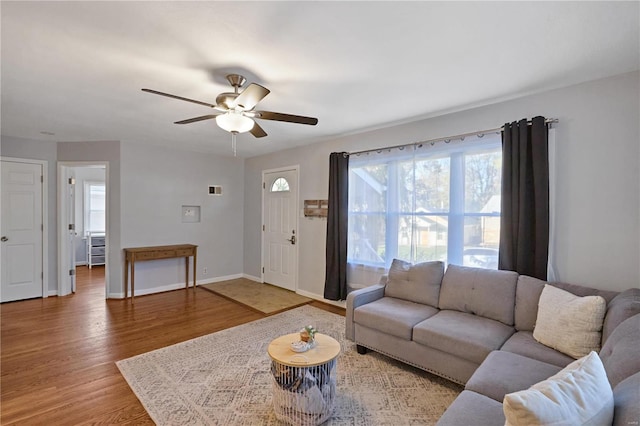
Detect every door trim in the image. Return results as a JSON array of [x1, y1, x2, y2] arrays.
[[57, 162, 109, 298], [261, 165, 300, 292], [1, 156, 48, 299]]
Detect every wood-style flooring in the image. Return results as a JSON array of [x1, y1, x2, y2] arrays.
[[0, 266, 344, 425]]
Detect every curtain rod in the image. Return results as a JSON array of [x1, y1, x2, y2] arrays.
[[348, 118, 558, 156]]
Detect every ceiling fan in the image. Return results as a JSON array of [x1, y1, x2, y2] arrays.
[[142, 74, 318, 140]]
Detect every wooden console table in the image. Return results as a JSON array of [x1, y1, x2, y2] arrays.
[[123, 244, 197, 303]]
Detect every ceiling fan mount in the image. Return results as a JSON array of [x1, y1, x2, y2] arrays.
[[142, 74, 318, 142]]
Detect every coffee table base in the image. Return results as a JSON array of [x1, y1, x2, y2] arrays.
[[270, 359, 336, 425]]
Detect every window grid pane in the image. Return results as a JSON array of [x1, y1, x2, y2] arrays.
[[348, 137, 502, 269]]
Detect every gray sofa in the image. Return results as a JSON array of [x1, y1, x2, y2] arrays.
[[345, 261, 640, 425]]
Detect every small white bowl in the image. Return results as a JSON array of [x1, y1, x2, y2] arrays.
[[290, 341, 309, 353]]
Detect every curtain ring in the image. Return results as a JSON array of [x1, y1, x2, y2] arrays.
[[477, 133, 484, 138], [444, 139, 450, 144]]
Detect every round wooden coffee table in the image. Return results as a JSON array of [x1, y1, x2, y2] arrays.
[[268, 333, 340, 425]]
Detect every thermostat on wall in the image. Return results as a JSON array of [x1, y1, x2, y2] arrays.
[[209, 185, 222, 195]]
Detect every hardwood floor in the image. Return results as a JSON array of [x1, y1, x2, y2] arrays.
[[1, 266, 344, 425]]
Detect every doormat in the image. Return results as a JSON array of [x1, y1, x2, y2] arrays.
[[200, 278, 312, 315]]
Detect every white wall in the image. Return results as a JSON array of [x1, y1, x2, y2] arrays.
[[120, 142, 245, 296], [0, 136, 58, 294], [244, 71, 640, 295]]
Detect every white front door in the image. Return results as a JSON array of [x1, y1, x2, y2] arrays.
[[1, 161, 44, 302], [263, 168, 298, 291]]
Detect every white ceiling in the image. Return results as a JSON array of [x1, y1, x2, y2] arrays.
[[1, 1, 638, 158]]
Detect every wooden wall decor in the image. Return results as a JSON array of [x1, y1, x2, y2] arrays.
[[304, 199, 328, 218]]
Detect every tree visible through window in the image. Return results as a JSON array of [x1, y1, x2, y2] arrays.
[[271, 177, 290, 192], [348, 135, 502, 269]]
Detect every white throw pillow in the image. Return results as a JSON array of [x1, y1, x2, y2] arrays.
[[503, 351, 614, 426], [533, 284, 606, 358]]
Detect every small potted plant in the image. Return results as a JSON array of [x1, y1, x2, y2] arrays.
[[300, 325, 317, 344]]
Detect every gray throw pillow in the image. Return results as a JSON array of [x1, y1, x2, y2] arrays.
[[384, 259, 444, 308]]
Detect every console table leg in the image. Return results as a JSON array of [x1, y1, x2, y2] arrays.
[[124, 258, 129, 300], [193, 250, 197, 291], [185, 257, 189, 290]]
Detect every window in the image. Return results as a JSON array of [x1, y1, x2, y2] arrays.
[[84, 182, 105, 234], [348, 135, 502, 269], [271, 177, 290, 192]]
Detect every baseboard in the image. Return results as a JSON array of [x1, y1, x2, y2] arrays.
[[75, 261, 87, 266], [295, 289, 346, 308], [48, 289, 58, 296], [196, 273, 244, 286], [242, 273, 262, 283], [108, 281, 194, 299], [107, 274, 249, 298]]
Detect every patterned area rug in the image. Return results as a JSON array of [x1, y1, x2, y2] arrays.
[[200, 279, 312, 314], [116, 306, 462, 425]]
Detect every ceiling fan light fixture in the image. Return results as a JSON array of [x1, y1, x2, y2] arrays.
[[215, 112, 254, 133]]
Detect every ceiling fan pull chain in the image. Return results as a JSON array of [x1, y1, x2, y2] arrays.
[[231, 132, 237, 157]]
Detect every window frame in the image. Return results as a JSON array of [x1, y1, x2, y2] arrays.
[[347, 137, 502, 269], [83, 181, 106, 235]]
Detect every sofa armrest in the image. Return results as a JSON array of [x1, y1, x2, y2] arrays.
[[345, 283, 386, 341]]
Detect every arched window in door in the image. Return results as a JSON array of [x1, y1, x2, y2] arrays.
[[271, 177, 290, 192]]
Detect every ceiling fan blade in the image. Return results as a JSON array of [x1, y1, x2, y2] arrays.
[[233, 83, 270, 110], [174, 114, 219, 125], [249, 121, 268, 138], [142, 88, 217, 109], [255, 111, 318, 126]]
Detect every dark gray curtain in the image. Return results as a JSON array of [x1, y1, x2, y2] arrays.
[[499, 116, 549, 280], [324, 152, 349, 301]]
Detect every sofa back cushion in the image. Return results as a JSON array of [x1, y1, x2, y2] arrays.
[[384, 259, 444, 307], [603, 288, 640, 344], [439, 264, 518, 325], [612, 371, 640, 426], [514, 276, 619, 332], [599, 314, 640, 389]]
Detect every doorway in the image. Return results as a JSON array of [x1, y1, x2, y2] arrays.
[[58, 162, 108, 297], [1, 158, 47, 302], [262, 166, 299, 291]]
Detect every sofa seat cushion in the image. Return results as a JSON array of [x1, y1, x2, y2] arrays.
[[413, 310, 515, 364], [500, 331, 574, 367], [599, 314, 640, 388], [466, 351, 562, 402], [353, 297, 438, 340], [436, 390, 505, 426], [439, 264, 519, 325], [503, 352, 614, 426]]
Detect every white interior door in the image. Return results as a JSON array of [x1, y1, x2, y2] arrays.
[[1, 160, 44, 302], [263, 168, 298, 291]]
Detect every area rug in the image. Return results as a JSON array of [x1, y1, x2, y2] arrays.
[[200, 278, 312, 315], [116, 305, 462, 425]]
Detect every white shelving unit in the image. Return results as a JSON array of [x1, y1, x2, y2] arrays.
[[87, 232, 106, 269]]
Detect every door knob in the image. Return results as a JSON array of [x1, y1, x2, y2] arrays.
[[287, 235, 296, 245], [1, 236, 8, 242]]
